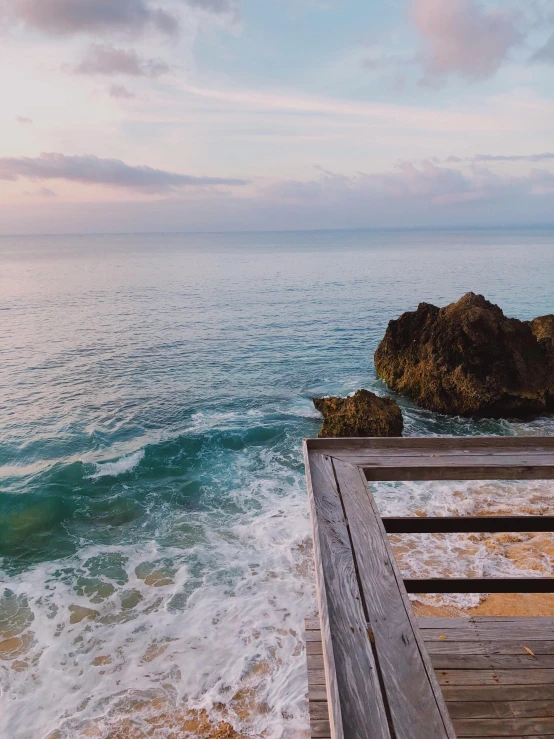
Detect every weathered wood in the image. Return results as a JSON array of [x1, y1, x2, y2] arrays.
[[306, 436, 554, 454], [304, 438, 554, 738], [364, 465, 554, 481], [384, 516, 554, 533], [405, 577, 554, 593], [440, 684, 554, 702], [419, 617, 554, 629], [431, 654, 554, 670], [426, 641, 554, 656], [308, 685, 329, 702], [304, 448, 391, 739], [333, 458, 455, 738], [451, 716, 554, 736], [423, 627, 554, 642], [437, 669, 554, 685], [447, 700, 554, 719]]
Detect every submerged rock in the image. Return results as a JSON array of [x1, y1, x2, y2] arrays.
[[374, 292, 554, 419], [313, 389, 403, 437]]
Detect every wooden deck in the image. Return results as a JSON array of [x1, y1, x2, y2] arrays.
[[303, 437, 554, 739], [306, 615, 554, 738]]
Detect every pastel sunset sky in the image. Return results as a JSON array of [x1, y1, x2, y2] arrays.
[[1, 0, 554, 233]]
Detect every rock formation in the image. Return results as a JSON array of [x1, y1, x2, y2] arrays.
[[313, 389, 403, 437], [374, 292, 554, 418]]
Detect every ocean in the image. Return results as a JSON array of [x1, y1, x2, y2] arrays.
[[1, 228, 554, 738]]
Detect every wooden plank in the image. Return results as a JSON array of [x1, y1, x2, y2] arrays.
[[431, 654, 554, 669], [363, 465, 554, 481], [360, 454, 554, 468], [310, 720, 331, 738], [437, 669, 554, 685], [405, 578, 554, 593], [308, 686, 329, 701], [307, 640, 324, 655], [305, 617, 321, 630], [427, 641, 554, 656], [333, 458, 455, 738], [306, 437, 554, 454], [304, 448, 391, 739], [384, 516, 554, 534], [451, 716, 554, 736], [309, 701, 331, 720], [423, 627, 554, 642], [419, 618, 554, 628], [447, 700, 554, 719], [441, 684, 554, 702], [418, 617, 475, 629]]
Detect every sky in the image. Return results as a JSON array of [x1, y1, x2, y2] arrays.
[[1, 0, 554, 233]]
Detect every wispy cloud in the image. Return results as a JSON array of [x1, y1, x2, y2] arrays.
[[412, 0, 522, 81], [0, 153, 249, 193], [8, 0, 179, 37], [447, 152, 554, 163], [75, 44, 169, 77], [108, 84, 136, 99], [531, 33, 554, 63], [24, 187, 57, 197], [4, 0, 239, 38], [16, 115, 33, 124]]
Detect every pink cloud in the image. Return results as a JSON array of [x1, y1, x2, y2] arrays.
[[412, 0, 522, 81]]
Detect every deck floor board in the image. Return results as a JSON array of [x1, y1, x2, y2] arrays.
[[306, 617, 554, 738]]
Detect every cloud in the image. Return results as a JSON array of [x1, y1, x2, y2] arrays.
[[447, 152, 554, 163], [186, 0, 238, 14], [109, 84, 136, 99], [412, 0, 522, 81], [75, 44, 169, 77], [16, 115, 33, 124], [24, 187, 57, 197], [5, 0, 239, 38], [0, 153, 249, 193], [264, 160, 554, 212], [9, 0, 179, 37], [531, 33, 554, 63]]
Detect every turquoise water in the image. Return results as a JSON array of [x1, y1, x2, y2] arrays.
[[1, 228, 554, 738]]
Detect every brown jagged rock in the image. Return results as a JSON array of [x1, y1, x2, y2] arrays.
[[528, 314, 554, 410], [313, 389, 403, 438], [374, 293, 554, 418]]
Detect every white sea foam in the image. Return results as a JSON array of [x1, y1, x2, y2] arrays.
[[88, 449, 145, 479], [0, 446, 315, 739]]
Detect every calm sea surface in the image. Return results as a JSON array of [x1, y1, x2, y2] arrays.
[[1, 228, 554, 738]]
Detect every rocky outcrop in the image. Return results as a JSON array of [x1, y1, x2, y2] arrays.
[[313, 389, 403, 438], [528, 315, 554, 410], [374, 293, 554, 419]]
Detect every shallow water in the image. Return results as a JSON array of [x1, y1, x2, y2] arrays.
[[1, 228, 554, 738]]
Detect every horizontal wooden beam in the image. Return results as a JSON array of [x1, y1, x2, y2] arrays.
[[404, 578, 554, 594], [383, 516, 554, 534], [364, 465, 554, 481]]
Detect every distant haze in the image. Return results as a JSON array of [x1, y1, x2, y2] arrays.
[[1, 0, 554, 233]]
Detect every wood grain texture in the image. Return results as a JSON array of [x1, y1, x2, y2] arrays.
[[304, 448, 391, 739], [333, 458, 455, 739], [426, 641, 554, 656], [423, 626, 554, 641], [452, 716, 554, 736], [437, 669, 554, 685], [447, 700, 554, 719], [363, 465, 554, 481], [440, 684, 554, 702], [431, 654, 554, 670], [306, 437, 554, 454]]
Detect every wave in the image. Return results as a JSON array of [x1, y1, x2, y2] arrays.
[[87, 449, 145, 479]]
